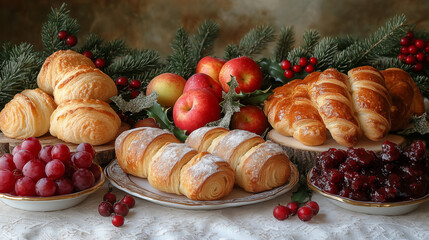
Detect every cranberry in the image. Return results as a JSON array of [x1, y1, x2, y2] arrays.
[[94, 58, 106, 68], [112, 215, 124, 227], [66, 35, 77, 47], [113, 202, 129, 217], [304, 201, 319, 215], [305, 64, 315, 73], [309, 57, 318, 65], [292, 65, 302, 73], [323, 181, 339, 194], [297, 206, 313, 221], [130, 79, 141, 89], [281, 60, 292, 70], [273, 205, 289, 220], [381, 141, 401, 162], [400, 37, 411, 46], [415, 39, 426, 49], [286, 202, 299, 216], [400, 46, 409, 54], [121, 195, 136, 208], [103, 192, 117, 205], [115, 77, 128, 87], [284, 70, 294, 79], [58, 30, 68, 40], [405, 140, 426, 163], [98, 201, 114, 217], [82, 50, 93, 59], [299, 57, 308, 67]]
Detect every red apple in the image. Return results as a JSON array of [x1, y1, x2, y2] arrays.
[[146, 73, 186, 107], [184, 73, 223, 102], [173, 89, 221, 134], [196, 56, 226, 83], [134, 118, 160, 129], [219, 56, 263, 93], [231, 105, 268, 135]]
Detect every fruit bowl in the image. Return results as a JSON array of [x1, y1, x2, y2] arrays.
[[0, 164, 105, 212], [307, 168, 429, 215]]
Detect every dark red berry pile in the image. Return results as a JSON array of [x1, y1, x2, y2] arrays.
[[281, 57, 318, 79], [273, 201, 319, 222], [98, 191, 136, 227], [398, 31, 429, 72], [310, 140, 429, 202], [0, 138, 99, 197], [114, 76, 143, 100]]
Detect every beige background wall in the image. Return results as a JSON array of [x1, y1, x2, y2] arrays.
[[1, 0, 429, 57]]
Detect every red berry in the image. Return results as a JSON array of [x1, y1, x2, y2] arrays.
[[281, 60, 292, 70], [400, 37, 410, 46], [0, 169, 15, 193], [273, 205, 289, 220], [45, 159, 65, 180], [0, 154, 15, 171], [21, 137, 42, 157], [15, 176, 36, 196], [82, 50, 93, 59], [408, 45, 418, 55], [94, 58, 106, 68], [292, 65, 302, 73], [35, 178, 57, 197], [112, 215, 124, 227], [130, 79, 141, 89], [405, 55, 417, 65], [425, 45, 429, 53], [297, 206, 314, 221], [397, 54, 406, 62], [58, 30, 68, 40], [284, 70, 294, 79], [13, 150, 35, 171], [304, 201, 320, 215], [39, 145, 54, 163], [76, 142, 95, 158], [103, 192, 116, 205], [415, 39, 426, 49], [72, 169, 95, 191], [113, 202, 129, 217], [400, 47, 409, 54], [66, 35, 77, 47], [51, 144, 71, 164], [121, 195, 136, 208], [115, 77, 128, 86], [299, 57, 308, 67], [416, 52, 425, 62], [309, 57, 318, 65], [305, 64, 315, 73], [286, 201, 299, 216], [407, 31, 415, 39], [71, 151, 93, 169], [413, 62, 424, 72], [98, 201, 114, 217], [131, 90, 139, 99]]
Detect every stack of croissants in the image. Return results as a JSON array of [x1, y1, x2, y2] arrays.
[[0, 50, 120, 145], [115, 126, 292, 200], [264, 66, 425, 147]]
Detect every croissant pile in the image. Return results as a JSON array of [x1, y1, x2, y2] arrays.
[[264, 67, 425, 147], [186, 127, 291, 193], [115, 127, 235, 200], [0, 50, 121, 145]]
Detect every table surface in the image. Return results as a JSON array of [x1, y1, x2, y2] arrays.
[[1, 182, 429, 240]]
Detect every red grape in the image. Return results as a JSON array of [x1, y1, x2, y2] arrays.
[[63, 163, 77, 179], [15, 176, 36, 196], [71, 151, 93, 169], [121, 195, 135, 208], [76, 143, 95, 158], [39, 145, 54, 163], [103, 192, 116, 205], [12, 169, 23, 181], [72, 169, 95, 191], [113, 202, 129, 216], [20, 137, 42, 157], [45, 159, 65, 179], [98, 201, 114, 217], [13, 150, 36, 171], [0, 153, 15, 171], [0, 169, 15, 193], [22, 159, 46, 181], [35, 178, 57, 197], [112, 215, 124, 227], [51, 144, 71, 164], [12, 145, 22, 155], [88, 163, 101, 182], [55, 178, 74, 195]]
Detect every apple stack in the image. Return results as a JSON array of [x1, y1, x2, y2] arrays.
[[145, 56, 268, 135]]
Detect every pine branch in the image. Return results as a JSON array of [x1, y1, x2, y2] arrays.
[[238, 25, 275, 57], [287, 47, 307, 65], [78, 34, 104, 53], [224, 44, 240, 60], [41, 3, 79, 56], [313, 37, 338, 70], [413, 75, 429, 99], [274, 26, 295, 62], [168, 27, 194, 79], [302, 29, 320, 54], [335, 35, 357, 51], [191, 20, 219, 63]]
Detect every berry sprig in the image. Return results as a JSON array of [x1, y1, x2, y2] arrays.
[[281, 57, 318, 79], [57, 30, 77, 47], [398, 31, 429, 72], [98, 190, 136, 227], [114, 76, 143, 99], [273, 200, 319, 222]]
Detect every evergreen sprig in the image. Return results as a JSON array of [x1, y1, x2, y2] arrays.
[[313, 37, 338, 70], [191, 20, 219, 63], [302, 29, 320, 54], [168, 27, 194, 79], [274, 26, 295, 62], [41, 3, 79, 56]]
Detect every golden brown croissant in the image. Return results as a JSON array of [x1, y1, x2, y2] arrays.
[[381, 68, 425, 131], [37, 50, 95, 95], [187, 127, 291, 193], [116, 127, 235, 200], [348, 66, 392, 141], [0, 88, 56, 139], [53, 65, 117, 105], [185, 126, 229, 152], [50, 99, 121, 145], [309, 68, 361, 147]]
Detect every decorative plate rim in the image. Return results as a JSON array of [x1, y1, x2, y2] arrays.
[[307, 167, 429, 208], [0, 163, 105, 202], [105, 159, 299, 209]]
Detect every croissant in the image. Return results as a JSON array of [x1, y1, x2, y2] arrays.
[[348, 66, 392, 141], [37, 50, 95, 95], [308, 68, 361, 147], [53, 65, 118, 105], [381, 68, 425, 131], [186, 127, 291, 193], [116, 127, 235, 200], [0, 88, 56, 139], [50, 99, 121, 145]]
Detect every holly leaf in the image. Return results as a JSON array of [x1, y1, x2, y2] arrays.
[[236, 87, 272, 106], [398, 113, 429, 135], [259, 58, 287, 84], [110, 92, 158, 113], [146, 102, 188, 142], [291, 184, 312, 205]]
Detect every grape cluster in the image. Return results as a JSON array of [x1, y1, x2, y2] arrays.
[[310, 140, 429, 202], [98, 191, 136, 227], [398, 31, 429, 72], [0, 138, 100, 197], [273, 201, 319, 222], [281, 57, 318, 79]]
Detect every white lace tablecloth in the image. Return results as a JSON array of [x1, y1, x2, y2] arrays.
[[1, 182, 429, 240]]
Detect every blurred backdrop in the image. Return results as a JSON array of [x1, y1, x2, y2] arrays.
[[1, 0, 429, 57]]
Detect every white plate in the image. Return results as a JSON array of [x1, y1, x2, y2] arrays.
[[307, 168, 429, 215], [0, 164, 105, 212], [105, 159, 299, 210]]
